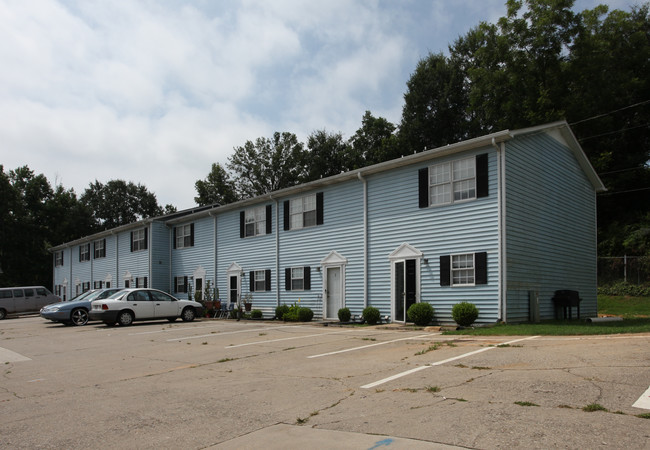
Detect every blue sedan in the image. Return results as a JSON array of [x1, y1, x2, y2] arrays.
[[40, 288, 122, 326]]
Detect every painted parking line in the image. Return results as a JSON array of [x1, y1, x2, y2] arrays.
[[167, 325, 298, 342], [361, 336, 540, 389], [0, 346, 31, 363], [307, 334, 432, 359], [225, 329, 357, 349], [633, 386, 650, 410]]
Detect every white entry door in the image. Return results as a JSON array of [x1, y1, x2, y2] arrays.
[[326, 267, 341, 319]]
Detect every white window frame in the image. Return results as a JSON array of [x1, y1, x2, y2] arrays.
[[451, 253, 475, 286], [80, 244, 90, 262], [253, 270, 266, 292], [245, 206, 266, 237], [132, 229, 146, 251], [55, 251, 64, 267], [291, 267, 305, 291], [290, 194, 317, 230], [175, 224, 192, 249], [136, 277, 147, 288], [93, 281, 103, 289], [175, 276, 186, 293], [82, 281, 90, 292], [94, 239, 105, 259], [429, 157, 476, 207]]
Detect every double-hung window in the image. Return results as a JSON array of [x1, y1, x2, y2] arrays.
[[290, 195, 316, 229], [79, 244, 90, 262], [174, 276, 188, 293], [254, 270, 266, 292], [285, 266, 311, 291], [175, 224, 193, 249], [136, 277, 148, 288], [245, 207, 266, 237], [429, 157, 475, 206], [131, 228, 147, 252], [451, 254, 475, 286], [55, 251, 64, 267], [419, 154, 488, 208], [94, 239, 106, 259], [93, 281, 103, 289]]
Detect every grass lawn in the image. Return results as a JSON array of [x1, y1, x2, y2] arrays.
[[442, 295, 650, 336]]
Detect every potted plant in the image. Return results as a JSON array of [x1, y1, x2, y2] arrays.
[[243, 292, 253, 312]]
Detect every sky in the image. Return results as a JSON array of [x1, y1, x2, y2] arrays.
[[0, 0, 634, 210]]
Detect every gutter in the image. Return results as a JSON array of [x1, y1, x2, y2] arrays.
[[357, 172, 368, 308], [492, 137, 507, 323]]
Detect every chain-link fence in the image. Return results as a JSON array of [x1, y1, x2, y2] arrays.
[[598, 256, 650, 285]]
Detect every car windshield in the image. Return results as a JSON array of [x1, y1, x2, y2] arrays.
[[83, 290, 115, 302], [69, 291, 94, 302], [107, 290, 128, 299]]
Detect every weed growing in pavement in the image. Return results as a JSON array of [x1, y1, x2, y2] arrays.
[[637, 413, 650, 419], [515, 401, 539, 407], [471, 366, 491, 370], [296, 417, 307, 424], [217, 358, 234, 363], [415, 342, 442, 355], [202, 342, 208, 345], [583, 403, 608, 412], [558, 404, 573, 409], [455, 363, 468, 368], [426, 385, 441, 393]]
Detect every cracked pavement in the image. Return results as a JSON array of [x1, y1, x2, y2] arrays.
[[0, 317, 649, 449]]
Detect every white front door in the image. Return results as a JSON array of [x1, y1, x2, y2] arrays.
[[326, 267, 341, 319]]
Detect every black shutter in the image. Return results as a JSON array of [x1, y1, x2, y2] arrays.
[[93, 241, 96, 259], [249, 271, 255, 292], [265, 269, 271, 291], [102, 239, 106, 257], [130, 232, 134, 252], [240, 211, 245, 238], [144, 228, 148, 250], [418, 168, 429, 208], [285, 268, 291, 291], [173, 277, 178, 293], [144, 277, 148, 288], [183, 276, 188, 293], [190, 223, 195, 247], [266, 205, 272, 234], [476, 154, 489, 198], [173, 227, 177, 249], [79, 246, 82, 262], [316, 192, 324, 225], [440, 255, 451, 286], [475, 252, 488, 285], [283, 201, 290, 230], [304, 266, 311, 290]]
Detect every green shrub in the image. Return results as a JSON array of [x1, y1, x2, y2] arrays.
[[275, 304, 290, 320], [452, 302, 479, 327], [298, 307, 313, 322], [251, 309, 263, 319], [338, 307, 351, 322], [363, 306, 381, 325], [407, 302, 435, 326], [598, 282, 650, 297]]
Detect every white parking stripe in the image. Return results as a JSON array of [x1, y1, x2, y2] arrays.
[[307, 334, 432, 359], [633, 386, 650, 410], [361, 336, 540, 389], [225, 329, 356, 348], [167, 325, 297, 342], [0, 347, 31, 363]]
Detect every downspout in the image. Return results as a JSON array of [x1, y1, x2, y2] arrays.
[[492, 137, 507, 322], [357, 172, 368, 308], [168, 224, 173, 293], [148, 222, 152, 289], [111, 230, 118, 290], [209, 211, 217, 300], [270, 194, 280, 307]]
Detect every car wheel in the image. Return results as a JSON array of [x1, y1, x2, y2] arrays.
[[0, 309, 7, 320], [181, 307, 195, 322], [70, 308, 89, 326], [118, 311, 134, 326], [167, 317, 177, 322]]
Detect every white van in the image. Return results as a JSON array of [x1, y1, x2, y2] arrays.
[[0, 286, 60, 320]]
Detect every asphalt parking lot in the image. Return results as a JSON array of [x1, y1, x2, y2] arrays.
[[1, 316, 649, 449]]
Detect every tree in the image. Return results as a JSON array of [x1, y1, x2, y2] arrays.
[[80, 180, 165, 229], [194, 163, 238, 206], [348, 111, 399, 167], [227, 132, 307, 199], [305, 129, 352, 181]]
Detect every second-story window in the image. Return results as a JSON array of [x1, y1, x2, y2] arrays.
[[174, 224, 194, 249], [131, 228, 148, 252], [55, 251, 64, 267], [284, 193, 323, 231], [94, 239, 106, 259], [79, 243, 90, 262]]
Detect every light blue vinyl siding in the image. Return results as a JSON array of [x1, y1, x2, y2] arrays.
[[171, 217, 214, 297], [92, 235, 117, 288], [505, 133, 598, 321], [71, 244, 92, 294], [367, 148, 500, 324], [118, 226, 150, 288], [151, 221, 170, 292], [279, 181, 365, 318], [216, 204, 276, 312]]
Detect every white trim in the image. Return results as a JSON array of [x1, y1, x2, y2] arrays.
[[388, 244, 423, 323], [321, 251, 348, 319]]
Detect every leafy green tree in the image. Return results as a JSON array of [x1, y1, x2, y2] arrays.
[[194, 163, 238, 206], [305, 129, 351, 181], [227, 132, 307, 199], [348, 111, 399, 167], [80, 179, 164, 229]]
